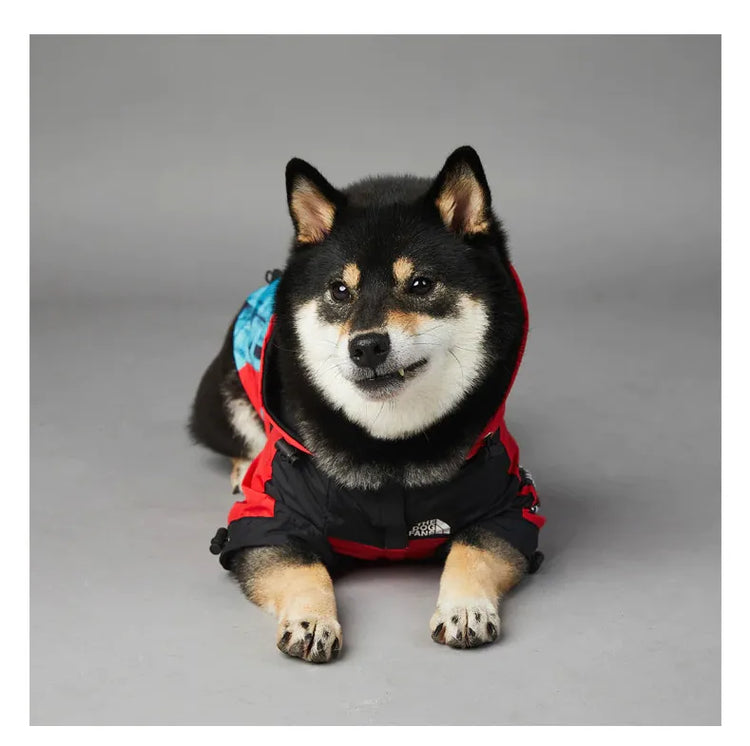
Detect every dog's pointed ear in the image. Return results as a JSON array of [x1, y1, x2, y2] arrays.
[[427, 146, 493, 236], [285, 158, 345, 245]]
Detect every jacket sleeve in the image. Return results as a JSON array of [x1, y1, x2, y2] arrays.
[[470, 466, 545, 567], [216, 437, 335, 570]]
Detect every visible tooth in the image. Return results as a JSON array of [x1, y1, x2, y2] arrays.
[[398, 369, 405, 377]]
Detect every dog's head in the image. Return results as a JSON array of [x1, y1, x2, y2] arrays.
[[275, 146, 524, 441]]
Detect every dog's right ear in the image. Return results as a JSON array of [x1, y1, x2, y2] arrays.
[[427, 146, 493, 236], [285, 158, 345, 245]]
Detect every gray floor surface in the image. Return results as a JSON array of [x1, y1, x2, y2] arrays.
[[30, 35, 720, 724]]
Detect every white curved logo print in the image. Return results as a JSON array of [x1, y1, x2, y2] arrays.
[[408, 519, 451, 538]]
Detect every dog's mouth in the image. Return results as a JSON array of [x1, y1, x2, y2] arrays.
[[352, 358, 428, 399]]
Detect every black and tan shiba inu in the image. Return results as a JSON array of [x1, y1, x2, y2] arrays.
[[189, 146, 545, 663]]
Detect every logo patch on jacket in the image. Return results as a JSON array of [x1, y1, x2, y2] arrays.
[[408, 518, 451, 538]]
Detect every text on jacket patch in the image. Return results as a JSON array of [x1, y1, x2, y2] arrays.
[[408, 519, 451, 538]]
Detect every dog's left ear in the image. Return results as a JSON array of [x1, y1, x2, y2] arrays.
[[427, 146, 493, 235], [285, 158, 346, 245]]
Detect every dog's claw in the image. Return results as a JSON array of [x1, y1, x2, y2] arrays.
[[277, 617, 342, 664], [430, 601, 500, 649]]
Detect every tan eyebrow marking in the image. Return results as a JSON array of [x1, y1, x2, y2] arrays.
[[392, 257, 415, 285], [342, 263, 360, 289]]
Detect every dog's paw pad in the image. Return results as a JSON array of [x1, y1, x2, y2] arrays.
[[430, 600, 500, 649], [277, 617, 342, 663]]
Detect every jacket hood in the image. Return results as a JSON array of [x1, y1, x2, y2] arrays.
[[234, 263, 529, 461]]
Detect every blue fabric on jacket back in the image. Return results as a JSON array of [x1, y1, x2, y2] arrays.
[[232, 278, 280, 373]]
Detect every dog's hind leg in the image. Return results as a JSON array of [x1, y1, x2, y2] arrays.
[[224, 394, 266, 493], [230, 545, 342, 663], [230, 458, 251, 494], [222, 373, 267, 493], [429, 528, 527, 649], [188, 321, 267, 492]]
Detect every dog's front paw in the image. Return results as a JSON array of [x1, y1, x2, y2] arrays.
[[430, 599, 500, 649], [277, 617, 342, 663]]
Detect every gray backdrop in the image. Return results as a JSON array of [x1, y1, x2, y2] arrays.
[[30, 36, 720, 725]]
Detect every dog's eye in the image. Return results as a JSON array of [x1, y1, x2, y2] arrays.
[[407, 277, 433, 296], [329, 281, 352, 302]]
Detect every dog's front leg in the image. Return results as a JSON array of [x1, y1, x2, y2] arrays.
[[231, 545, 342, 663], [430, 528, 527, 649]]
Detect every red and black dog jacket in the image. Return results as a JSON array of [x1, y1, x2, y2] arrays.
[[210, 267, 545, 572]]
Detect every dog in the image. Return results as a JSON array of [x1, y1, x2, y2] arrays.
[[189, 146, 545, 663]]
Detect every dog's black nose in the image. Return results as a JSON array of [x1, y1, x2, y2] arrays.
[[349, 332, 391, 369]]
